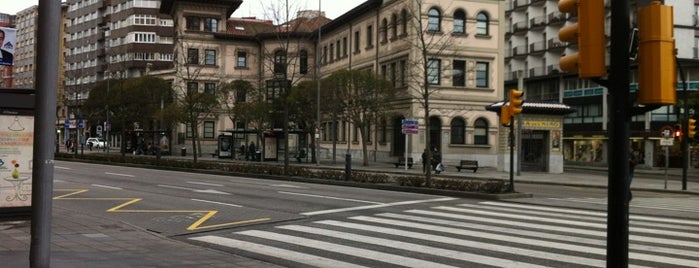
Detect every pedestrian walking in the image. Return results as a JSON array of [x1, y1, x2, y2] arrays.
[[628, 145, 638, 202], [248, 142, 256, 161], [421, 149, 429, 174], [432, 147, 442, 174]]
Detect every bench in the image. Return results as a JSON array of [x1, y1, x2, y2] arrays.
[[455, 160, 479, 172], [393, 157, 414, 168]]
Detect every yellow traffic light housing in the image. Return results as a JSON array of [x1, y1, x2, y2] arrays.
[[689, 119, 696, 139], [500, 104, 511, 126], [637, 1, 676, 105], [508, 89, 524, 116], [558, 0, 606, 78]]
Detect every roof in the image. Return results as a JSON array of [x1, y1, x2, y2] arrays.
[[485, 101, 577, 115], [160, 0, 243, 17]]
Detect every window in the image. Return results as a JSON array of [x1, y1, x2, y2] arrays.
[[476, 12, 489, 35], [476, 62, 489, 88], [203, 121, 215, 139], [187, 82, 198, 94], [134, 14, 156, 25], [366, 25, 373, 48], [237, 51, 247, 67], [266, 79, 290, 102], [336, 40, 341, 59], [453, 60, 465, 87], [427, 8, 441, 32], [204, 49, 216, 65], [379, 118, 387, 143], [381, 18, 388, 42], [236, 87, 247, 103], [133, 32, 156, 43], [187, 48, 199, 64], [354, 31, 360, 52], [399, 60, 406, 86], [473, 118, 488, 145], [204, 18, 218, 32], [323, 46, 328, 64], [204, 82, 216, 94], [186, 122, 193, 138], [391, 14, 398, 39], [453, 10, 465, 34], [299, 50, 308, 74], [401, 9, 408, 35], [186, 17, 200, 31], [342, 37, 348, 57], [274, 50, 286, 74], [427, 59, 441, 85], [450, 118, 466, 144], [329, 43, 334, 61]]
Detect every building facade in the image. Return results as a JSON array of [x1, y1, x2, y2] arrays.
[[64, 0, 174, 145], [504, 0, 699, 169], [160, 0, 512, 168]]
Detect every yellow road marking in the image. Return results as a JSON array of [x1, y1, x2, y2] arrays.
[[54, 189, 270, 231]]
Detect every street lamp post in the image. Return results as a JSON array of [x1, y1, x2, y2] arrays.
[[103, 26, 111, 154]]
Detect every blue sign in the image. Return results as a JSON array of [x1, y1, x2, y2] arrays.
[[78, 119, 84, 129]]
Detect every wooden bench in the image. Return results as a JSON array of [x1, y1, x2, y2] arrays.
[[393, 157, 414, 168], [455, 160, 479, 172]]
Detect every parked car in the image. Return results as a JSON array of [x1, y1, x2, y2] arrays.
[[86, 138, 107, 148]]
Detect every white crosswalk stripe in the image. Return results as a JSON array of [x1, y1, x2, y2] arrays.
[[547, 197, 699, 213], [190, 201, 699, 268]]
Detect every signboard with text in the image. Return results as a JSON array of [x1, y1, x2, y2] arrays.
[[0, 89, 34, 216], [401, 119, 419, 135]]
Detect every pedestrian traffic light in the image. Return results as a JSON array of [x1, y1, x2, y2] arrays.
[[558, 0, 606, 78], [637, 1, 676, 105], [674, 124, 682, 140], [500, 103, 511, 126], [508, 89, 524, 116], [689, 119, 696, 139]]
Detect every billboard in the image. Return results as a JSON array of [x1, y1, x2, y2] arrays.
[[0, 27, 16, 66], [0, 90, 34, 215]]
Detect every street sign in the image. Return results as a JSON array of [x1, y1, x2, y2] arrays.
[[401, 119, 419, 135], [660, 139, 673, 146], [659, 125, 673, 138]]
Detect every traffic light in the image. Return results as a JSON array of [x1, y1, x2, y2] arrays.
[[500, 103, 511, 126], [689, 119, 696, 139], [558, 0, 606, 78], [508, 89, 524, 116], [637, 1, 676, 105], [674, 124, 682, 141]]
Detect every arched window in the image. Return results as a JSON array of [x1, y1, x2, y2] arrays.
[[453, 10, 465, 34], [427, 8, 441, 32], [274, 50, 286, 74], [450, 117, 466, 144], [476, 12, 489, 35], [299, 50, 308, 74], [381, 18, 388, 42], [474, 118, 488, 145], [390, 14, 398, 39]]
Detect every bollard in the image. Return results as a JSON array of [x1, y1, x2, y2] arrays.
[[344, 153, 352, 181]]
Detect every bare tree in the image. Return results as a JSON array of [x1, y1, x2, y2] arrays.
[[402, 0, 457, 186], [171, 39, 221, 163], [325, 69, 395, 166]]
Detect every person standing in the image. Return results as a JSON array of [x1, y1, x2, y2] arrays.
[[432, 147, 442, 174], [628, 146, 638, 202], [248, 142, 256, 161]]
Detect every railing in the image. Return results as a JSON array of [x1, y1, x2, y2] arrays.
[[529, 15, 546, 28], [529, 66, 545, 77], [513, 21, 528, 32], [547, 13, 566, 24], [513, 45, 527, 56], [548, 38, 564, 49], [529, 41, 546, 53]]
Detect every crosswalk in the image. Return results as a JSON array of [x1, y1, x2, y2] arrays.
[[546, 197, 699, 213], [190, 201, 699, 268]]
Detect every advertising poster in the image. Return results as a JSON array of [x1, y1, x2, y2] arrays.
[[0, 27, 16, 66], [0, 114, 33, 207]]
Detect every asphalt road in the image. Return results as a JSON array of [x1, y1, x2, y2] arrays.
[[51, 160, 699, 267]]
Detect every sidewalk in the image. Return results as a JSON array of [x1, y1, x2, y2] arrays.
[[2, 154, 696, 267]]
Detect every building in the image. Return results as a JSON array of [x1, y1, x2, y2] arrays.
[[159, 0, 523, 168], [504, 0, 698, 169], [14, 6, 38, 89], [64, 0, 174, 145]]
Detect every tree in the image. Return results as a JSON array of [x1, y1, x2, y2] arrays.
[[404, 0, 456, 186], [288, 80, 333, 164], [325, 69, 395, 166]]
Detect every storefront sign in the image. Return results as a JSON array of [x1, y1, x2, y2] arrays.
[[523, 120, 561, 129], [0, 115, 34, 208]]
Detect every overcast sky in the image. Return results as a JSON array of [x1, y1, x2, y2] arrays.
[[2, 0, 365, 20]]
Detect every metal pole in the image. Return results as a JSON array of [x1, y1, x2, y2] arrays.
[[316, 0, 321, 166], [404, 133, 409, 170], [608, 0, 631, 265], [509, 118, 515, 192], [678, 59, 689, 190], [664, 146, 669, 189], [31, 0, 61, 266]]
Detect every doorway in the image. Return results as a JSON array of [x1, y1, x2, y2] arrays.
[[521, 130, 548, 172]]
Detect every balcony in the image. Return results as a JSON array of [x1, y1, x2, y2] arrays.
[[512, 45, 527, 58], [512, 21, 528, 34], [547, 13, 566, 25], [529, 41, 546, 54], [529, 15, 547, 30], [547, 64, 560, 75], [548, 38, 565, 51], [529, 66, 546, 77], [530, 0, 546, 6]]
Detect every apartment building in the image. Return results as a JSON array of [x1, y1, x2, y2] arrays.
[[64, 0, 174, 144], [505, 0, 699, 169]]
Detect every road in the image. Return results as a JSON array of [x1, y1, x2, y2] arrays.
[[53, 161, 699, 267]]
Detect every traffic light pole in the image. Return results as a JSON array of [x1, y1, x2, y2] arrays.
[[678, 59, 689, 190], [608, 0, 631, 266], [508, 118, 515, 193]]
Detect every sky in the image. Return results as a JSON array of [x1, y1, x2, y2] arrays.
[[2, 0, 365, 20]]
